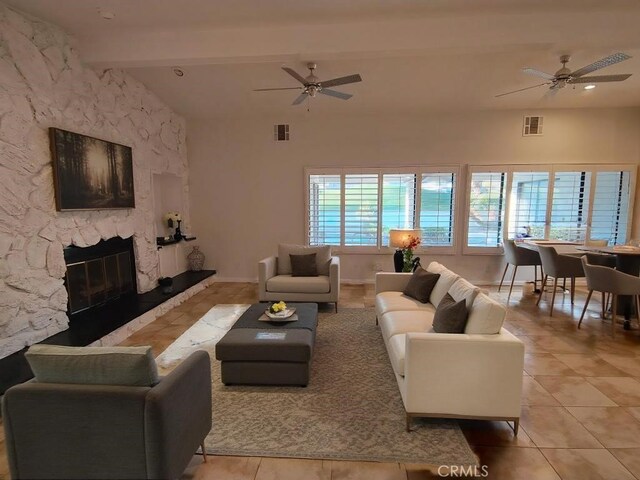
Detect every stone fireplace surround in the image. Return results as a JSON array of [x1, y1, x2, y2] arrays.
[[0, 6, 191, 359]]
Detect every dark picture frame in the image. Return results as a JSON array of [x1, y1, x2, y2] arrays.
[[49, 128, 135, 211]]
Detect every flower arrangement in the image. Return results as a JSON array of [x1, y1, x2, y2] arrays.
[[164, 211, 182, 228], [269, 301, 287, 314], [402, 235, 421, 272]]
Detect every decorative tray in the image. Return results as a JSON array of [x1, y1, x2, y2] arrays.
[[264, 308, 296, 321]]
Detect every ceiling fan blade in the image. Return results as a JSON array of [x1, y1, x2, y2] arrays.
[[292, 93, 308, 105], [282, 67, 308, 85], [254, 87, 304, 91], [570, 74, 632, 83], [543, 86, 559, 99], [495, 82, 550, 98], [319, 88, 353, 100], [571, 52, 632, 78], [522, 68, 555, 80], [320, 74, 362, 89]]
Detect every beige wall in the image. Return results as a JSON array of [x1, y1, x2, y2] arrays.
[[187, 107, 640, 284]]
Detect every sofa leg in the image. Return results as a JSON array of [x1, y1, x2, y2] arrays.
[[375, 316, 378, 326], [406, 414, 413, 432], [510, 419, 519, 436], [335, 302, 338, 313], [200, 442, 208, 462]]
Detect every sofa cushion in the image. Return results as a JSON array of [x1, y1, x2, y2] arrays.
[[464, 293, 506, 334], [278, 244, 331, 275], [266, 274, 331, 294], [290, 253, 318, 277], [402, 267, 440, 303], [448, 278, 480, 309], [375, 291, 426, 317], [25, 345, 159, 386], [388, 334, 406, 376], [379, 309, 435, 341], [432, 293, 468, 333], [426, 262, 460, 307]]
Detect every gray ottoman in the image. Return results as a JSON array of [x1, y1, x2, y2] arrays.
[[215, 303, 318, 386]]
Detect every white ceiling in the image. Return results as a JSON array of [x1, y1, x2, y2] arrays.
[[7, 0, 640, 119]]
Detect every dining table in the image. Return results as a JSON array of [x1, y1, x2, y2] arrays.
[[576, 245, 640, 326]]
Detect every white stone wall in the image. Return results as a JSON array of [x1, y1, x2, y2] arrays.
[[0, 5, 190, 359]]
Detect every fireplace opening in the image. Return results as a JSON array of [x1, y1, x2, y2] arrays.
[[64, 237, 137, 319]]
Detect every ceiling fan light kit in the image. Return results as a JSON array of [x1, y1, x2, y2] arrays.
[[254, 63, 362, 105], [496, 52, 632, 98]]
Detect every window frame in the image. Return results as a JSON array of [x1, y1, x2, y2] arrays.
[[305, 166, 460, 254]]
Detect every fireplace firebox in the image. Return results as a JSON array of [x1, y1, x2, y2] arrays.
[[64, 237, 137, 319]]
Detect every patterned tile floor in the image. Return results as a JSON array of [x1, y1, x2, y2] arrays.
[[1, 281, 640, 479]]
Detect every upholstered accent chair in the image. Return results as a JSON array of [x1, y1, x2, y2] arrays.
[[2, 348, 212, 480], [259, 244, 340, 312], [499, 239, 543, 302]]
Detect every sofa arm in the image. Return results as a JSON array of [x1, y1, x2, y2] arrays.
[[145, 350, 212, 479], [403, 330, 524, 419], [258, 256, 277, 299], [330, 256, 340, 297], [375, 272, 412, 294]]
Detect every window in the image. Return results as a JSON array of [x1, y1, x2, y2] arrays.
[[590, 171, 631, 245], [308, 174, 341, 245], [344, 174, 378, 246], [549, 171, 591, 242], [420, 173, 456, 246], [381, 174, 416, 247], [508, 171, 549, 239], [465, 164, 635, 253], [467, 172, 506, 248], [307, 167, 458, 251]]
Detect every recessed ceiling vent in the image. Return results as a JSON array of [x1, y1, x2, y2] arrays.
[[523, 116, 543, 136], [274, 124, 290, 141]]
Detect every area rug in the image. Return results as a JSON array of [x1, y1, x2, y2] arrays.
[[157, 305, 478, 466]]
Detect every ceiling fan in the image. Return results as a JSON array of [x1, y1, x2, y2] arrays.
[[254, 63, 362, 105], [496, 52, 632, 98]]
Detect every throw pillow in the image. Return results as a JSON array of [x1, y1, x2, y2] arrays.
[[290, 253, 318, 277], [402, 267, 440, 303], [25, 345, 159, 386], [432, 293, 469, 333]]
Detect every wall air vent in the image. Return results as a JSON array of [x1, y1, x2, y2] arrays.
[[523, 116, 543, 136], [274, 124, 290, 141]]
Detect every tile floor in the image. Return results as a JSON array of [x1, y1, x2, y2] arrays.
[[1, 280, 640, 479]]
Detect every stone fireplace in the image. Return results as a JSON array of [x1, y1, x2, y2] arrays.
[[63, 237, 137, 321]]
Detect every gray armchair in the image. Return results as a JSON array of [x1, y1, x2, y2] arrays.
[[2, 351, 212, 480], [259, 244, 340, 312]]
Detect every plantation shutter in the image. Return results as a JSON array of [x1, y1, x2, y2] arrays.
[[308, 174, 341, 245], [508, 171, 549, 239], [381, 174, 417, 247], [467, 172, 506, 247], [344, 174, 379, 246], [420, 173, 456, 246], [550, 171, 591, 242], [590, 171, 631, 245]]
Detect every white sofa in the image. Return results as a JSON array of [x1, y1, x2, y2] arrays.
[[375, 261, 524, 433], [259, 244, 340, 311]]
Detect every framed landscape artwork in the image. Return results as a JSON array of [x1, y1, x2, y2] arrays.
[[49, 128, 135, 210]]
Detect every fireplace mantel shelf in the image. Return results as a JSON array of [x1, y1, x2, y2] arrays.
[[0, 269, 215, 395]]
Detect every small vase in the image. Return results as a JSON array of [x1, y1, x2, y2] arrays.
[[187, 246, 205, 271], [174, 220, 183, 241]]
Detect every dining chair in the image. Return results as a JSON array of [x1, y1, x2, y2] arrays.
[[580, 255, 640, 336], [499, 240, 543, 302], [536, 245, 585, 316]]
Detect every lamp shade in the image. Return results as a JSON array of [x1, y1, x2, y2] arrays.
[[388, 229, 422, 248]]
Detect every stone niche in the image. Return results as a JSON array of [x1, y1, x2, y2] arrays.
[[0, 6, 190, 359]]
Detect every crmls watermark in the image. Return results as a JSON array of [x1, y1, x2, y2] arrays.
[[437, 465, 489, 477]]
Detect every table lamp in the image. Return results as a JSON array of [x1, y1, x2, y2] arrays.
[[389, 229, 422, 272]]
